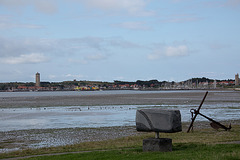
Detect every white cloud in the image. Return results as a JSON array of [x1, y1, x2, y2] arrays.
[[64, 74, 86, 79], [165, 45, 189, 57], [0, 53, 48, 64], [148, 45, 189, 60]]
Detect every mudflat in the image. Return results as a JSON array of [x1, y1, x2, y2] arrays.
[[0, 90, 240, 108]]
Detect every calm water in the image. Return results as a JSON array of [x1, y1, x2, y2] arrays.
[[0, 90, 239, 131]]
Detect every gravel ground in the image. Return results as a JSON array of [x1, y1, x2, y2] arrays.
[[0, 126, 142, 153]]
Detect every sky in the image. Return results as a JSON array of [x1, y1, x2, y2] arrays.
[[0, 0, 240, 82]]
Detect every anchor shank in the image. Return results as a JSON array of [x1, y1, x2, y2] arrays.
[[187, 91, 208, 133]]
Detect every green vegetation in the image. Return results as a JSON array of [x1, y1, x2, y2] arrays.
[[24, 144, 240, 160], [1, 125, 240, 160]]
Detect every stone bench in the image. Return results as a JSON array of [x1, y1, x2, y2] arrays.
[[136, 109, 182, 152]]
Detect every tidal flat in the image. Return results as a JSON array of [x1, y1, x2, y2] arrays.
[[0, 90, 240, 153]]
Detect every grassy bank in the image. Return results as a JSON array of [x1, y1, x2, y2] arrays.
[[24, 144, 240, 160], [1, 124, 240, 159]]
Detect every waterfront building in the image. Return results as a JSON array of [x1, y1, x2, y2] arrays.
[[36, 72, 40, 87], [235, 73, 239, 86]]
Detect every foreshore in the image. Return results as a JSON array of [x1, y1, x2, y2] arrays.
[[1, 90, 240, 153], [0, 90, 239, 108]]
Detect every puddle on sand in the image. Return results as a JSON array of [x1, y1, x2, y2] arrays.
[[1, 104, 240, 132]]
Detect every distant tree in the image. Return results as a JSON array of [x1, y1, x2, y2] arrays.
[[25, 82, 35, 87], [40, 82, 51, 87], [0, 84, 7, 90]]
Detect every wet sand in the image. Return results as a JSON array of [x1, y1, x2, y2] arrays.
[[1, 90, 240, 108]]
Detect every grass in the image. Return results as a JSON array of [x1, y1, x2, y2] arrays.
[[18, 144, 240, 160], [1, 125, 240, 160]]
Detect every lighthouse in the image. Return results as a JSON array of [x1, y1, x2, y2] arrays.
[[35, 72, 40, 87]]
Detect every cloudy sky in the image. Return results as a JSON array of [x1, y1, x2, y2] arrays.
[[0, 0, 240, 82]]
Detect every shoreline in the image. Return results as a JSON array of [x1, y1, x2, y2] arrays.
[[1, 120, 239, 153]]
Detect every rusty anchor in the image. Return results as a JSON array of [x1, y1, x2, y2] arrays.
[[187, 91, 231, 133]]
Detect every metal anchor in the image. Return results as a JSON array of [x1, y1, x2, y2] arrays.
[[187, 91, 231, 133]]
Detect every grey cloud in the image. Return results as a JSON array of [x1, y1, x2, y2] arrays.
[[208, 43, 231, 50], [86, 53, 107, 61], [203, 0, 240, 9], [0, 0, 154, 16], [0, 0, 58, 14], [223, 0, 240, 8], [108, 37, 143, 48], [0, 22, 44, 29], [74, 0, 155, 17], [0, 53, 49, 64], [0, 37, 52, 57], [0, 36, 141, 64], [0, 15, 44, 30]]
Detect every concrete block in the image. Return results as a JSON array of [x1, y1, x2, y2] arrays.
[[143, 138, 172, 152], [136, 109, 182, 133]]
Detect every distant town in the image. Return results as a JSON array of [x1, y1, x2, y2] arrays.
[[0, 73, 240, 92]]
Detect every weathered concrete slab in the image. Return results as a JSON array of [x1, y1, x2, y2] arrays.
[[143, 138, 172, 152], [136, 109, 182, 133]]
